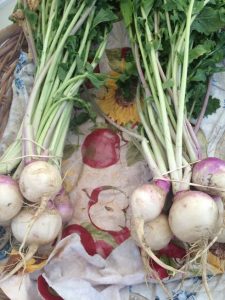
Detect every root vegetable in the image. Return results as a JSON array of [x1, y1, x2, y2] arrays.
[[169, 191, 219, 243], [0, 208, 62, 282], [54, 189, 74, 223], [19, 161, 62, 203], [12, 208, 62, 245], [130, 180, 170, 223], [192, 157, 225, 197], [131, 214, 173, 251], [144, 214, 173, 251], [0, 175, 23, 222]]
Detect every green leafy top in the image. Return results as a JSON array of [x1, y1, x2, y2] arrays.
[[120, 0, 225, 119]]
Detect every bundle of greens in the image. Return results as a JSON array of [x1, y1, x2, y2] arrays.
[[0, 0, 117, 281], [118, 0, 225, 294]]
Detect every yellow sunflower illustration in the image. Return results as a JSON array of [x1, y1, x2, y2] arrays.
[[97, 70, 140, 125]]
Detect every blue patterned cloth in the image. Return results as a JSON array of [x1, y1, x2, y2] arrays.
[[14, 51, 29, 90]]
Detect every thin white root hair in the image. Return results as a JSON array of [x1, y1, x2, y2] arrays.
[[18, 196, 49, 265], [0, 244, 38, 283], [201, 241, 213, 300], [181, 227, 224, 270]]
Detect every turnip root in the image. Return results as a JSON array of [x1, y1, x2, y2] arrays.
[[19, 161, 62, 202], [144, 214, 173, 251], [133, 217, 181, 274], [192, 157, 225, 198], [214, 205, 225, 243], [18, 161, 62, 253], [169, 191, 219, 243], [130, 180, 170, 223], [129, 180, 180, 273], [54, 189, 74, 223], [12, 208, 62, 245], [0, 175, 23, 222], [0, 208, 62, 282], [131, 214, 173, 250]]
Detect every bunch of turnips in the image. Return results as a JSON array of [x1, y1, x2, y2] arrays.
[[0, 4, 225, 300]]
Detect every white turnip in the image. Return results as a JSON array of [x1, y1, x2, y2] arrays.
[[144, 214, 173, 251], [169, 191, 219, 243], [0, 175, 23, 222], [131, 214, 173, 251], [130, 179, 170, 223], [12, 208, 62, 245], [19, 161, 62, 203], [192, 157, 225, 198], [53, 189, 74, 223], [0, 208, 62, 282]]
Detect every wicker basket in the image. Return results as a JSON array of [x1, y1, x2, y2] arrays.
[[0, 23, 27, 139], [0, 22, 27, 300]]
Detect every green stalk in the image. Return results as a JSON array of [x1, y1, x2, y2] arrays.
[[38, 0, 58, 73], [133, 16, 161, 118], [133, 43, 166, 149], [37, 74, 85, 140], [42, 51, 69, 116], [141, 8, 179, 190], [78, 9, 95, 58], [60, 5, 95, 84], [48, 103, 73, 163], [36, 102, 62, 143], [41, 0, 46, 41], [146, 104, 165, 146], [141, 139, 162, 178], [32, 52, 62, 131], [163, 0, 172, 38], [175, 0, 195, 175], [47, 0, 78, 59], [136, 93, 167, 174], [33, 2, 93, 132], [41, 103, 67, 150], [53, 105, 73, 162], [172, 25, 185, 109], [0, 140, 22, 174], [54, 74, 86, 98]]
